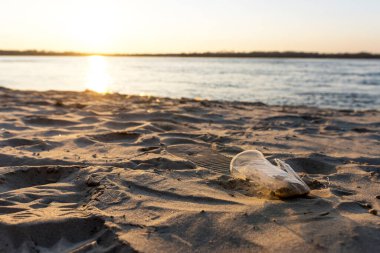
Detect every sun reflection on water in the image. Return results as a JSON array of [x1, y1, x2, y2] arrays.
[[85, 56, 111, 93]]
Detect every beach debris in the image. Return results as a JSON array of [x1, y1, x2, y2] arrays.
[[369, 209, 378, 215], [230, 150, 310, 198], [86, 175, 101, 187], [54, 100, 64, 107], [358, 202, 372, 209]]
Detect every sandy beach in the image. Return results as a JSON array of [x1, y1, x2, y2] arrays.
[[0, 86, 379, 252]]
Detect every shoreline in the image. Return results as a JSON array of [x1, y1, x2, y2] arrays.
[[1, 86, 378, 112]]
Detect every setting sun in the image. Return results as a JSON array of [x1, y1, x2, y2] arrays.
[[64, 1, 121, 52]]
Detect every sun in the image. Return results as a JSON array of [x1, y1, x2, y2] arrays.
[[65, 3, 119, 52]]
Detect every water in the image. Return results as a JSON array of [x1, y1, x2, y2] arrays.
[[1, 56, 379, 110]]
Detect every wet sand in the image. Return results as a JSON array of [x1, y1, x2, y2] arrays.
[[0, 87, 379, 252]]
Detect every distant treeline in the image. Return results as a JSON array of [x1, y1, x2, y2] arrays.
[[1, 50, 380, 59]]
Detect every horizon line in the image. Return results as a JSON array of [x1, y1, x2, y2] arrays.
[[1, 49, 380, 59]]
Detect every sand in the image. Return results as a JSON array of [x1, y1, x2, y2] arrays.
[[0, 86, 379, 252]]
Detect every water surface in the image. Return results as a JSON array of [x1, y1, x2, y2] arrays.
[[1, 56, 379, 109]]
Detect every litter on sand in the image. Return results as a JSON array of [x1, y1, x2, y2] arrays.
[[230, 150, 310, 198]]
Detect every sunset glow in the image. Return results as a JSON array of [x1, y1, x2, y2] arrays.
[[1, 0, 380, 53], [64, 2, 121, 52], [85, 56, 111, 93]]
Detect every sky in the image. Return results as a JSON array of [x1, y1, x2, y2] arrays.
[[1, 0, 380, 54]]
